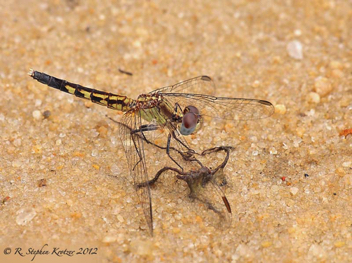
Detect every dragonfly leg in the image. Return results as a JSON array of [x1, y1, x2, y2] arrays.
[[131, 124, 159, 143], [201, 146, 233, 170], [106, 116, 201, 168], [132, 124, 159, 133], [171, 130, 193, 152], [174, 102, 183, 114], [136, 166, 185, 188], [131, 135, 144, 172], [132, 125, 190, 168], [134, 126, 203, 168], [166, 133, 184, 171], [200, 146, 233, 187]]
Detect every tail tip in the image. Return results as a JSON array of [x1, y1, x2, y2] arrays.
[[28, 69, 35, 77]]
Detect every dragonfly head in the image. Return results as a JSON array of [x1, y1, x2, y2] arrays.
[[179, 105, 203, 135]]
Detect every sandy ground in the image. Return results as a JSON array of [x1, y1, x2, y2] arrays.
[[0, 0, 351, 262]]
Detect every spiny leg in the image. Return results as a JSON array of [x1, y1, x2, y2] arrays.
[[131, 124, 159, 138], [129, 120, 190, 170], [201, 146, 233, 171], [166, 133, 184, 170], [107, 116, 201, 165], [205, 147, 232, 211], [136, 166, 186, 188], [134, 125, 193, 170], [171, 130, 193, 152], [131, 134, 144, 172], [113, 117, 192, 170], [200, 146, 233, 187]]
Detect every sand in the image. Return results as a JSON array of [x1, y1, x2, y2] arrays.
[[0, 0, 351, 262]]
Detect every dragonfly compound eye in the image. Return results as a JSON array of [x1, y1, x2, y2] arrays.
[[180, 112, 199, 135], [184, 105, 199, 115]]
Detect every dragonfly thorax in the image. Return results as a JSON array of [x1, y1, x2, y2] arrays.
[[136, 93, 161, 109], [136, 93, 176, 126]]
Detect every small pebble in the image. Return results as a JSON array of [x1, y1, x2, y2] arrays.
[[338, 97, 350, 107], [32, 110, 42, 120], [336, 167, 345, 177], [13, 138, 22, 147], [269, 147, 277, 154], [102, 236, 117, 243], [334, 241, 345, 248], [97, 126, 108, 137], [84, 101, 93, 108], [272, 56, 282, 64], [287, 40, 303, 60], [307, 92, 320, 104], [308, 244, 326, 258], [261, 241, 272, 248], [111, 164, 121, 175], [342, 161, 351, 168], [290, 187, 299, 196], [314, 77, 333, 97], [235, 244, 252, 258], [37, 178, 47, 187], [224, 122, 234, 133], [173, 227, 181, 234], [294, 29, 302, 36], [130, 239, 153, 256], [34, 99, 42, 107], [296, 127, 306, 137], [252, 80, 260, 88], [275, 104, 286, 114], [344, 174, 352, 186], [249, 135, 258, 142], [43, 110, 51, 119], [331, 69, 344, 78], [12, 160, 22, 168], [2, 196, 10, 204], [92, 164, 100, 170], [329, 61, 343, 69], [16, 208, 37, 225]]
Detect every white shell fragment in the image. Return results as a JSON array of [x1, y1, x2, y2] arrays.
[[287, 40, 303, 60]]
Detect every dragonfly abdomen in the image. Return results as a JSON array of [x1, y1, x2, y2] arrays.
[[29, 70, 133, 112]]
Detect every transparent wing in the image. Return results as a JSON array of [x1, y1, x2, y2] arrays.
[[118, 111, 153, 235], [210, 168, 232, 215], [152, 76, 274, 121], [197, 146, 233, 221], [151, 75, 216, 95], [186, 168, 232, 224], [163, 94, 274, 121]]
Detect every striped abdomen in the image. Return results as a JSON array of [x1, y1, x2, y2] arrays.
[[29, 70, 134, 112]]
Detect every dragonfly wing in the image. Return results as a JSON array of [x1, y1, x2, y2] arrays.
[[193, 146, 233, 222], [162, 93, 274, 121], [211, 173, 232, 214], [151, 75, 216, 95], [119, 111, 153, 235], [151, 75, 274, 121], [188, 168, 232, 224]]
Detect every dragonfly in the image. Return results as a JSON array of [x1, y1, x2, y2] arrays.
[[29, 69, 274, 235]]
